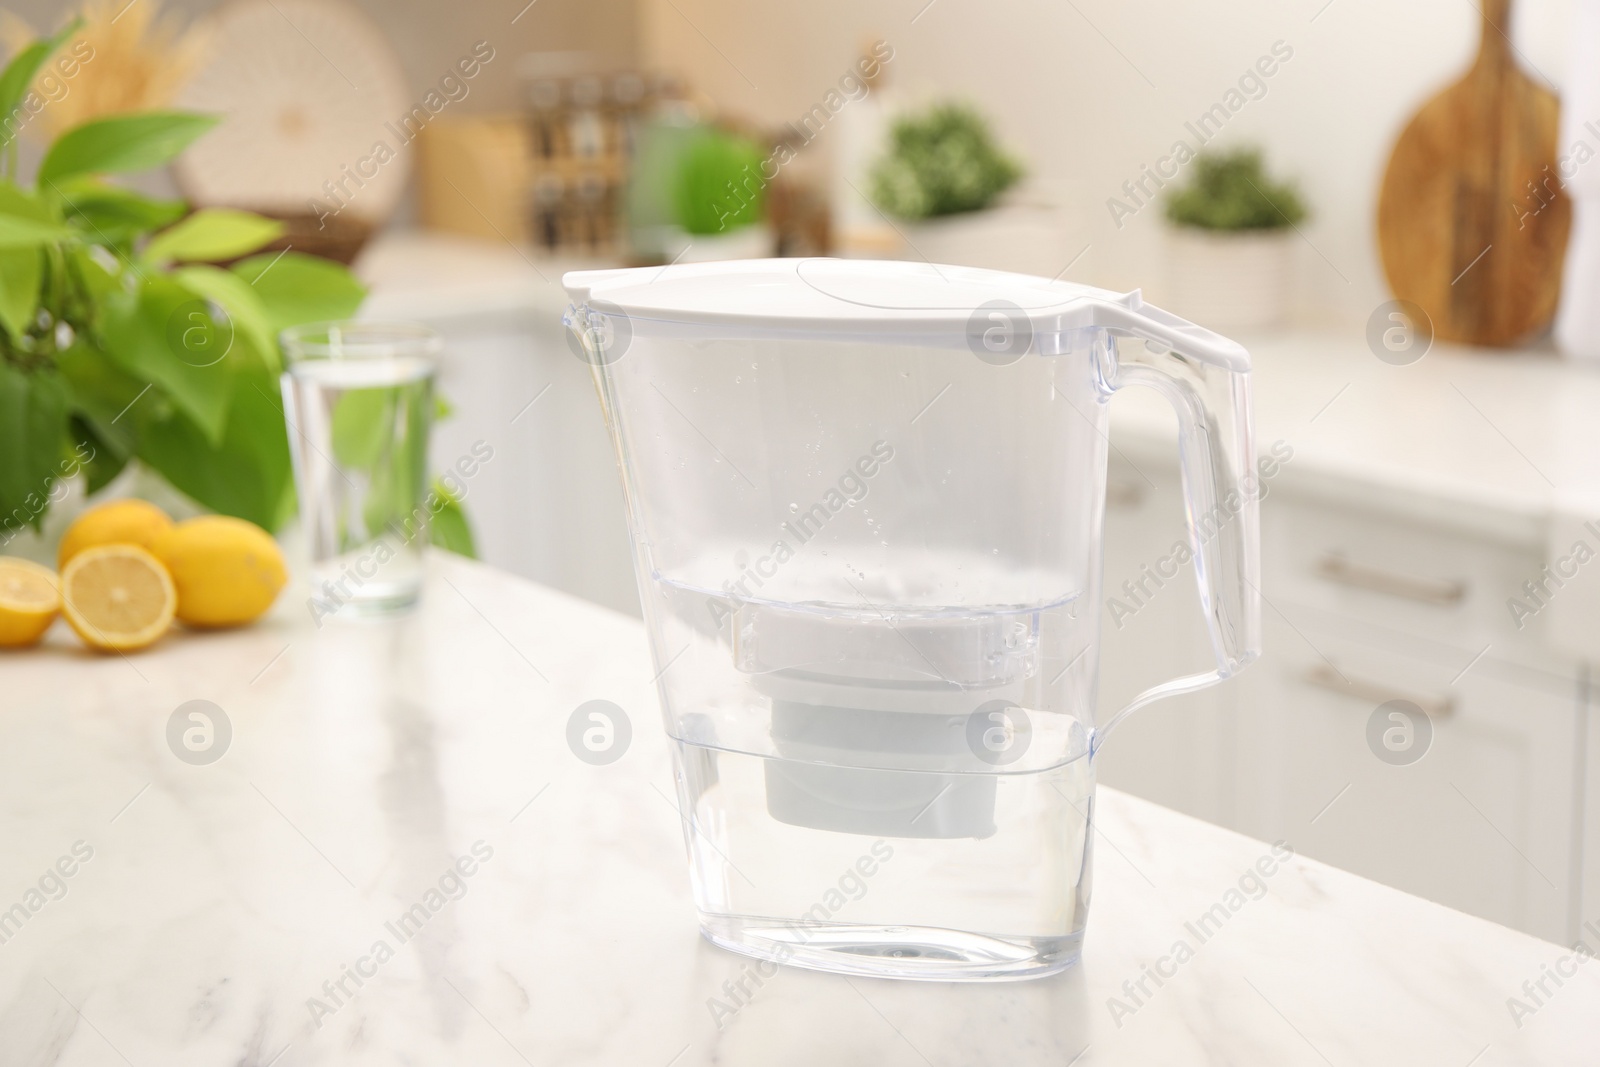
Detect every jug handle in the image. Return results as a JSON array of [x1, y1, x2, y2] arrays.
[[1087, 296, 1262, 747]]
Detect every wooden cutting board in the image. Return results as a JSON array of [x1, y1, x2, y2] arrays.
[[1376, 0, 1569, 347]]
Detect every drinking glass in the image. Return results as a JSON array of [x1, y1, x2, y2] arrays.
[[280, 321, 438, 615]]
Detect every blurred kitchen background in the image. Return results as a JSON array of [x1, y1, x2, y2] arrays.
[[8, 0, 1600, 957]]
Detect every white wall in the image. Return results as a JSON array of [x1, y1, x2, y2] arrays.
[[641, 0, 1574, 327]]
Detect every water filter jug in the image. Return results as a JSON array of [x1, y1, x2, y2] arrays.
[[564, 259, 1260, 980]]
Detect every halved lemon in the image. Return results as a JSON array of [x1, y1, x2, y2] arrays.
[[0, 557, 61, 648], [61, 545, 176, 652]]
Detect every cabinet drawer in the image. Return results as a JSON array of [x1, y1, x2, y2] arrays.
[[1236, 614, 1580, 942], [1264, 495, 1558, 667]]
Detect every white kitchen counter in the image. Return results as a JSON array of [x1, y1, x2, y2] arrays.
[[2, 554, 1596, 1065], [355, 230, 595, 327], [1109, 330, 1600, 547]]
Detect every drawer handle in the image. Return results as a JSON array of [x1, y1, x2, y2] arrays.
[[1302, 665, 1455, 719], [1314, 552, 1467, 607]]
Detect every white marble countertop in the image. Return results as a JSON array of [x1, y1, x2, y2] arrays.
[[2, 553, 1596, 1065]]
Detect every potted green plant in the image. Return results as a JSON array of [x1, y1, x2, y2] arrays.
[[0, 22, 472, 554], [869, 103, 1039, 269], [668, 126, 771, 262], [1163, 148, 1308, 330], [625, 118, 771, 264]]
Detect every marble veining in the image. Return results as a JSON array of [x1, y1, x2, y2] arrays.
[[1, 554, 1596, 1065]]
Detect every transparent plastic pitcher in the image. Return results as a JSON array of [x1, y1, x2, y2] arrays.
[[563, 260, 1261, 981]]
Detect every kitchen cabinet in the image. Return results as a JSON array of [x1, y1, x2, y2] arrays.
[[1237, 610, 1579, 943], [1097, 451, 1588, 944]]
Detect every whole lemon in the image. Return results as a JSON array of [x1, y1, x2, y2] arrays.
[[58, 499, 174, 569], [151, 516, 288, 628]]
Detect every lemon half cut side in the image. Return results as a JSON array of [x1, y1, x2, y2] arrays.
[[61, 545, 176, 652], [0, 558, 62, 647]]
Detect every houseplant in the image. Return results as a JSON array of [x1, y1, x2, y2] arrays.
[[0, 21, 472, 553], [867, 102, 1030, 269], [670, 126, 770, 262], [625, 121, 770, 263], [1163, 148, 1307, 330], [871, 103, 1021, 220]]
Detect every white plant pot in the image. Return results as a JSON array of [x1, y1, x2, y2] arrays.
[[898, 204, 1068, 275], [1165, 228, 1293, 332]]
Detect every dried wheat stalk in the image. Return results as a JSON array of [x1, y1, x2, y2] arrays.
[[0, 0, 208, 139]]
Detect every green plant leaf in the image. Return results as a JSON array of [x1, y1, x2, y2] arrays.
[[134, 365, 294, 531], [675, 129, 766, 235], [232, 250, 366, 335], [362, 378, 432, 543], [0, 246, 42, 337], [0, 214, 72, 246], [870, 103, 1022, 220], [56, 343, 147, 494], [0, 19, 82, 143], [145, 208, 284, 265], [0, 362, 68, 532], [56, 339, 147, 426], [396, 380, 432, 538], [428, 479, 477, 558], [68, 412, 130, 494], [0, 185, 53, 330], [66, 243, 120, 303], [55, 180, 186, 242], [99, 275, 239, 446], [331, 386, 397, 471], [0, 182, 62, 223], [38, 111, 218, 186], [0, 188, 73, 247], [1164, 148, 1307, 232], [0, 185, 68, 273], [174, 264, 278, 373]]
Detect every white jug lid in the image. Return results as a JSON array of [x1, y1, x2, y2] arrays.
[[563, 258, 1249, 370], [564, 258, 1113, 329]]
